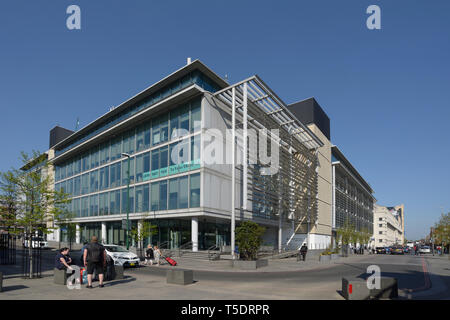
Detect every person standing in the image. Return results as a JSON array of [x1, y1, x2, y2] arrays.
[[83, 236, 106, 288], [300, 243, 308, 261]]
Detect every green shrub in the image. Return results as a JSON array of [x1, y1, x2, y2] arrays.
[[235, 221, 266, 261]]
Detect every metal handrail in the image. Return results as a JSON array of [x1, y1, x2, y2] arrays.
[[178, 241, 193, 257], [207, 245, 221, 261]]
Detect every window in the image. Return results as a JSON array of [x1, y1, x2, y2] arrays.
[[135, 154, 144, 183], [99, 192, 109, 216], [190, 173, 200, 207], [66, 161, 73, 178], [180, 105, 189, 135], [123, 129, 135, 155], [170, 108, 180, 139], [160, 146, 168, 176], [55, 166, 61, 182], [99, 141, 110, 165], [90, 169, 99, 193], [81, 197, 89, 217], [135, 184, 149, 213], [169, 178, 178, 210], [73, 198, 80, 218], [82, 153, 90, 172], [179, 176, 188, 209], [110, 162, 121, 188], [191, 135, 201, 169], [379, 231, 383, 235], [136, 123, 150, 152], [73, 176, 81, 196], [159, 180, 167, 210], [110, 137, 122, 162], [150, 181, 159, 211], [121, 187, 135, 213], [81, 173, 89, 195], [379, 218, 383, 221], [89, 194, 99, 216], [99, 166, 109, 190], [152, 114, 168, 146], [379, 239, 383, 243], [60, 163, 66, 180], [121, 158, 135, 186], [73, 156, 81, 175], [66, 179, 73, 197], [90, 147, 99, 169], [379, 224, 383, 228], [109, 190, 121, 215], [190, 99, 201, 132]]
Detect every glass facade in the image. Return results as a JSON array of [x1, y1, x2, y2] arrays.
[[54, 97, 202, 219], [55, 70, 219, 157]]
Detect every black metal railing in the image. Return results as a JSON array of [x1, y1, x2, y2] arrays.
[[0, 234, 16, 265], [21, 235, 42, 279]]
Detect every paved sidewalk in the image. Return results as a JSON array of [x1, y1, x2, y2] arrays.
[[0, 254, 373, 300], [142, 253, 372, 273]]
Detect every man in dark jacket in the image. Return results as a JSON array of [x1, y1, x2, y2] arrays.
[[83, 236, 106, 288], [299, 243, 308, 261]]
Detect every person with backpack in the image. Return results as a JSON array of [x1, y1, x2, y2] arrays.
[[83, 236, 106, 288]]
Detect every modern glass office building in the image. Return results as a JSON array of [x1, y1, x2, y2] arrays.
[[44, 60, 324, 252]]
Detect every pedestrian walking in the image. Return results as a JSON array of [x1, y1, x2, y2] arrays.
[[153, 245, 162, 266], [83, 236, 106, 288], [299, 243, 308, 261], [145, 244, 154, 265]]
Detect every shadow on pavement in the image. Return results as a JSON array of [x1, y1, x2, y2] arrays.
[[1, 285, 29, 292]]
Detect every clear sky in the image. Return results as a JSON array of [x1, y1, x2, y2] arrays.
[[0, 0, 449, 240]]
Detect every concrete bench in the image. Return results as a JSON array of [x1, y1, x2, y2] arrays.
[[166, 269, 193, 285], [54, 268, 68, 285], [342, 277, 398, 300], [342, 277, 371, 300]]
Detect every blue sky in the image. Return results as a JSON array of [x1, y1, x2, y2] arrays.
[[0, 0, 449, 240]]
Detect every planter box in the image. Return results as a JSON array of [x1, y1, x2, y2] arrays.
[[319, 255, 331, 262], [231, 259, 268, 269], [331, 254, 339, 260]]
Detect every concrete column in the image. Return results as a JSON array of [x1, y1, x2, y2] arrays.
[[75, 224, 80, 244], [192, 217, 198, 252], [55, 227, 60, 242], [101, 222, 107, 244], [138, 220, 143, 248]]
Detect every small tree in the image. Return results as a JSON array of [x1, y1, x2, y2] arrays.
[[130, 220, 158, 256], [1, 151, 71, 278], [235, 221, 265, 261]]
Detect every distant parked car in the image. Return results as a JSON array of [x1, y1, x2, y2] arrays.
[[376, 247, 386, 254], [419, 246, 431, 254], [385, 247, 391, 254], [103, 244, 140, 267], [23, 236, 49, 249], [390, 246, 404, 255]]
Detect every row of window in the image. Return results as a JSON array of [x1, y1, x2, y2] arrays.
[[62, 173, 200, 217], [55, 98, 201, 182], [55, 71, 221, 157], [55, 135, 201, 195]]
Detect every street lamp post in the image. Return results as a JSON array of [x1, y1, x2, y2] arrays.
[[122, 153, 131, 250]]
